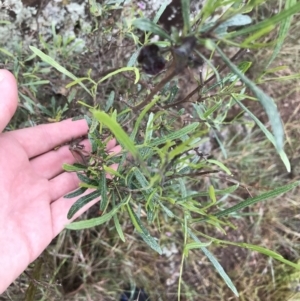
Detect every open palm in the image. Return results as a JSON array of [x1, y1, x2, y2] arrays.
[[0, 70, 120, 293]]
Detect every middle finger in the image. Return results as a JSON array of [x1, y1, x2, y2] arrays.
[[30, 139, 92, 179]]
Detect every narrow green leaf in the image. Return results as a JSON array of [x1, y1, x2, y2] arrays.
[[79, 183, 98, 189], [113, 212, 125, 242], [93, 110, 139, 158], [131, 96, 160, 141], [178, 178, 187, 198], [19, 93, 35, 114], [0, 48, 14, 57], [132, 18, 172, 41], [181, 0, 191, 35], [89, 118, 99, 134], [66, 203, 122, 229], [241, 24, 274, 47], [226, 2, 300, 38], [184, 241, 212, 255], [112, 192, 126, 242], [22, 80, 50, 86], [29, 46, 92, 96], [212, 129, 227, 159], [103, 165, 124, 179], [266, 0, 296, 68], [232, 94, 290, 172], [76, 173, 98, 186], [279, 149, 291, 172], [146, 209, 155, 223], [153, 0, 170, 24], [144, 112, 154, 143], [147, 188, 159, 208], [221, 241, 300, 269], [168, 136, 199, 161], [127, 203, 143, 233], [133, 168, 160, 205], [64, 187, 88, 199], [207, 159, 231, 175], [63, 163, 87, 172], [127, 203, 162, 254], [105, 90, 115, 112], [147, 122, 199, 147], [188, 230, 239, 297], [127, 48, 140, 67], [133, 168, 151, 192], [203, 101, 222, 118], [212, 181, 300, 219], [214, 43, 284, 151], [67, 190, 101, 219], [208, 185, 217, 204], [178, 185, 239, 201], [195, 50, 222, 85], [262, 73, 300, 82], [99, 171, 108, 212], [97, 67, 140, 84], [241, 244, 300, 269], [65, 77, 93, 89], [140, 232, 162, 255], [158, 200, 174, 218], [216, 14, 252, 36]]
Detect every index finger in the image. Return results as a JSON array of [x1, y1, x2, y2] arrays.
[[3, 118, 89, 158]]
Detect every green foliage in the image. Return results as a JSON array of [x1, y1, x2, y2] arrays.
[[265, 0, 297, 67], [226, 1, 300, 39], [4, 0, 300, 299], [214, 43, 285, 154], [55, 0, 300, 295]]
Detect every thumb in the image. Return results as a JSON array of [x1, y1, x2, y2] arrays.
[[0, 70, 18, 132]]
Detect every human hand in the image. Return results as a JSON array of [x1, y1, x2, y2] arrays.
[[0, 70, 121, 293]]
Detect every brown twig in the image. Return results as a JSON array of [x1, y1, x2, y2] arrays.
[[132, 68, 178, 112], [176, 48, 247, 106]]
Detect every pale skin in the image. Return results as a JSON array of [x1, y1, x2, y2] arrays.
[[0, 70, 121, 293]]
